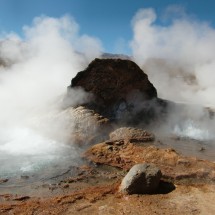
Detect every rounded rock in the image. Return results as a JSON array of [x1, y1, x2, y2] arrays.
[[119, 163, 162, 194]]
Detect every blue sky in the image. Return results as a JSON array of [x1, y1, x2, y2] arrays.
[[0, 0, 215, 53]]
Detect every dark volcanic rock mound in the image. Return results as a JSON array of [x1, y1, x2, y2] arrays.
[[68, 58, 163, 123], [71, 58, 157, 103]]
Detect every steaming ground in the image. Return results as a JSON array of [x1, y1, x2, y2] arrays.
[[0, 15, 102, 178], [1, 7, 215, 178], [131, 6, 215, 106], [172, 119, 215, 141], [130, 6, 215, 148], [0, 124, 76, 177]]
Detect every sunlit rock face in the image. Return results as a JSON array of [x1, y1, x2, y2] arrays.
[[68, 58, 167, 124], [60, 106, 111, 146]]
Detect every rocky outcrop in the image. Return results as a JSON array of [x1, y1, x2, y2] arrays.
[[68, 58, 164, 124], [69, 106, 111, 145], [119, 163, 162, 194], [56, 106, 111, 145]]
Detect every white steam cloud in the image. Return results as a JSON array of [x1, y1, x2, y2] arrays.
[[0, 15, 102, 175], [130, 6, 215, 142], [131, 6, 215, 106]]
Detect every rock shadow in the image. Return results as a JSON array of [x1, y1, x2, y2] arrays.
[[156, 180, 176, 194]]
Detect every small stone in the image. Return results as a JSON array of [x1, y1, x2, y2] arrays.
[[199, 147, 205, 152], [63, 184, 69, 188], [13, 196, 30, 201], [20, 175, 29, 179], [0, 178, 8, 184], [177, 158, 191, 166], [119, 163, 162, 194]]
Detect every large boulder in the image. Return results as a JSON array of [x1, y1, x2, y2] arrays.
[[119, 163, 162, 194], [68, 58, 160, 123]]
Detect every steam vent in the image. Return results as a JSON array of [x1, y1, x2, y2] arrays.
[[68, 58, 165, 124]]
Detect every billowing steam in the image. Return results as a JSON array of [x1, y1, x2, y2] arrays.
[[131, 6, 215, 106], [130, 6, 215, 141], [0, 15, 102, 176]]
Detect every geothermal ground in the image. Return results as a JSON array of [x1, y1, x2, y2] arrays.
[[0, 131, 215, 215], [0, 59, 215, 214]]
